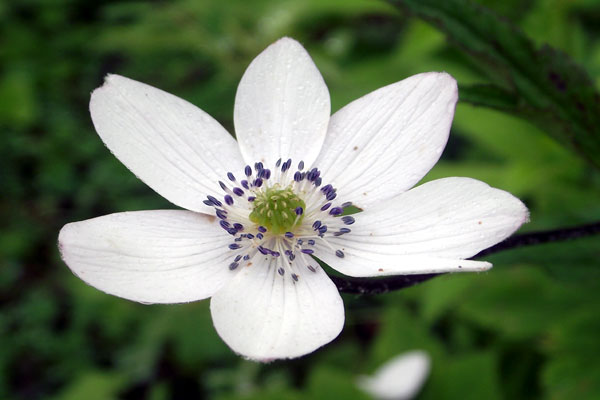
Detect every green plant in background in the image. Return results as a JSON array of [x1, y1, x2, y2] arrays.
[[1, 0, 599, 399]]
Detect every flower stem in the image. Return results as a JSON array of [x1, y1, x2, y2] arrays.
[[332, 220, 600, 294]]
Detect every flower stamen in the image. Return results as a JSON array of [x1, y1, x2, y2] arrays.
[[205, 158, 354, 281]]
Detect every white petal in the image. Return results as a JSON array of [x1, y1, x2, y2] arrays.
[[234, 37, 331, 167], [59, 210, 235, 304], [317, 177, 528, 276], [90, 74, 244, 213], [210, 256, 344, 361], [314, 72, 457, 210], [357, 350, 431, 400]]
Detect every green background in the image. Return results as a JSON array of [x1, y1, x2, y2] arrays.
[[1, 0, 599, 399]]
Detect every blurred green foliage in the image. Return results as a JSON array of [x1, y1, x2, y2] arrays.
[[1, 0, 600, 399]]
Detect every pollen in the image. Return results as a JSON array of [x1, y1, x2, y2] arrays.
[[249, 186, 305, 234]]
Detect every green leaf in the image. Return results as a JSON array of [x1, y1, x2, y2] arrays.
[[389, 0, 600, 168], [306, 366, 371, 400], [543, 310, 600, 400], [421, 352, 502, 400], [455, 267, 582, 339], [51, 371, 127, 400], [458, 83, 519, 111]]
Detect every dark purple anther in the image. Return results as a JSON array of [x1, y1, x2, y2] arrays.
[[272, 251, 281, 257], [228, 244, 241, 250], [245, 165, 252, 176], [321, 184, 332, 193], [243, 254, 250, 260], [276, 158, 282, 167], [257, 246, 269, 255], [294, 171, 302, 182], [341, 202, 352, 208], [298, 160, 304, 170], [278, 267, 285, 276], [285, 232, 294, 239], [203, 200, 212, 206], [321, 203, 331, 211], [335, 250, 345, 258], [233, 187, 244, 196], [255, 161, 264, 171], [342, 216, 355, 225], [291, 273, 299, 282], [326, 191, 337, 201], [253, 178, 263, 187], [295, 207, 303, 215], [215, 209, 227, 220], [246, 233, 254, 239], [241, 180, 249, 189], [224, 195, 234, 206], [207, 195, 222, 207], [297, 239, 303, 245], [289, 253, 295, 261], [219, 181, 228, 191], [308, 239, 315, 245], [301, 249, 314, 254], [307, 168, 319, 182], [256, 233, 264, 240], [234, 255, 242, 262], [233, 223, 244, 231], [227, 172, 236, 182], [247, 196, 256, 202], [227, 228, 238, 235], [319, 226, 328, 234], [229, 262, 239, 270], [220, 220, 230, 229], [263, 169, 271, 179], [307, 265, 316, 272], [312, 220, 321, 230], [329, 207, 343, 216], [258, 226, 267, 233], [314, 177, 322, 187]]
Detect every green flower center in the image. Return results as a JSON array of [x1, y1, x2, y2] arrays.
[[249, 186, 306, 235]]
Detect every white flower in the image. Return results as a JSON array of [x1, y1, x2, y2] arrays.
[[357, 350, 431, 400], [58, 37, 528, 361]]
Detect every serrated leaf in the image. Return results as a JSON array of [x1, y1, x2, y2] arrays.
[[389, 0, 600, 168]]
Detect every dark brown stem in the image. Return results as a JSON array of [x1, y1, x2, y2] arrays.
[[332, 221, 600, 294]]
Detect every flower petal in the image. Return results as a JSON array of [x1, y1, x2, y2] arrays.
[[317, 177, 528, 276], [59, 210, 234, 304], [234, 37, 331, 167], [90, 74, 244, 213], [210, 256, 344, 361], [313, 72, 457, 210], [357, 350, 431, 400]]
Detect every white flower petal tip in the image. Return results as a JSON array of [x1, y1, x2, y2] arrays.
[[357, 350, 431, 400], [210, 259, 345, 361], [234, 37, 330, 168], [90, 74, 244, 213], [318, 177, 528, 277], [313, 72, 458, 209], [58, 211, 234, 304]]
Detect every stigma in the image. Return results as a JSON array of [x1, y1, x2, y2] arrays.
[[203, 158, 354, 281]]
